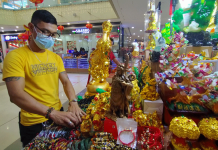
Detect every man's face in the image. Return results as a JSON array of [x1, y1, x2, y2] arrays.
[[28, 21, 58, 40]]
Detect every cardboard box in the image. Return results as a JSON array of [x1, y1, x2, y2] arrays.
[[143, 99, 163, 120], [186, 46, 213, 58]]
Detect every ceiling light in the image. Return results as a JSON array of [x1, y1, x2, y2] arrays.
[[67, 23, 70, 25], [108, 20, 110, 22], [48, 5, 50, 6], [140, 30, 142, 32], [1, 27, 3, 29], [15, 29, 17, 31], [16, 26, 19, 28], [132, 27, 134, 29], [87, 21, 89, 23]]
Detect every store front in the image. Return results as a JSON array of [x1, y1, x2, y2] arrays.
[[54, 24, 120, 73], [0, 34, 27, 58]]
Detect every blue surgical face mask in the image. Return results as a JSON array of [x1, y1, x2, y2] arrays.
[[33, 27, 55, 49]]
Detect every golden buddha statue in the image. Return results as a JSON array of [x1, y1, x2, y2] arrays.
[[85, 21, 113, 96]]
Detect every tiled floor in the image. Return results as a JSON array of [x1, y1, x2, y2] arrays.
[[0, 73, 88, 150]]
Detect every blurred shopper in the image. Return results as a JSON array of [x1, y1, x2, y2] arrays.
[[80, 48, 87, 58], [2, 10, 85, 147], [73, 48, 80, 57]]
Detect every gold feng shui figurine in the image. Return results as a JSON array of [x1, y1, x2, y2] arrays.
[[80, 115, 92, 133], [85, 21, 113, 96], [106, 55, 135, 121]]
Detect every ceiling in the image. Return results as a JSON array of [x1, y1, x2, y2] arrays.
[[0, 0, 182, 44], [109, 0, 180, 43]]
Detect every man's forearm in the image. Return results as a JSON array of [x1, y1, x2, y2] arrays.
[[63, 81, 76, 101], [10, 91, 49, 116]]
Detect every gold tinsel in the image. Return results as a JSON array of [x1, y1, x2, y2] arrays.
[[199, 118, 218, 140], [169, 116, 200, 140]]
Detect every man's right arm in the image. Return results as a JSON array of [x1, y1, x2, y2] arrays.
[[5, 77, 78, 127]]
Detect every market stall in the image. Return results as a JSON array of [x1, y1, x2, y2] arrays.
[[23, 0, 218, 149]]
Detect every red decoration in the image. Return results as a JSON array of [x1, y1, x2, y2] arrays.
[[104, 117, 118, 140], [29, 0, 43, 10], [18, 33, 29, 40], [58, 25, 64, 34], [86, 23, 93, 29]]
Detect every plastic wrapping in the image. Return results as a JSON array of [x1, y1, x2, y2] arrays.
[[116, 118, 137, 148]]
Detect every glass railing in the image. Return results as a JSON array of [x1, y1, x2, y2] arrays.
[[0, 0, 108, 10]]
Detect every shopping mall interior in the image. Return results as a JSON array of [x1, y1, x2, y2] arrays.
[[1, 0, 218, 150]]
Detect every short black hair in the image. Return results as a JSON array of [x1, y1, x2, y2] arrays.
[[110, 38, 114, 42], [31, 10, 57, 25]]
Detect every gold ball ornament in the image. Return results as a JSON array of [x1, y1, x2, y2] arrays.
[[169, 116, 200, 140], [199, 118, 218, 140]]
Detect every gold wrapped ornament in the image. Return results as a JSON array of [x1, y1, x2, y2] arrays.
[[133, 110, 163, 130], [140, 65, 159, 101], [146, 12, 157, 32], [171, 137, 190, 150], [169, 116, 200, 140], [86, 21, 113, 97], [80, 115, 92, 133], [130, 79, 142, 109], [81, 91, 110, 132], [198, 118, 218, 140], [145, 33, 155, 50]]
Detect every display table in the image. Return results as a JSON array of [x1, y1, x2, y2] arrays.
[[63, 58, 89, 73]]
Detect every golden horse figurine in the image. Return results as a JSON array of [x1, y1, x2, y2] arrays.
[[85, 21, 113, 97]]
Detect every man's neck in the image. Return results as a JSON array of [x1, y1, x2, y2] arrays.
[[29, 39, 45, 53]]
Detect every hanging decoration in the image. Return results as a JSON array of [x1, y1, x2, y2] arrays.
[[58, 25, 64, 34], [18, 33, 29, 46], [86, 23, 93, 29], [29, 0, 43, 10]]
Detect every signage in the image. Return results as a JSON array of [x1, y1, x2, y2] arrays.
[[72, 28, 90, 34], [4, 35, 18, 41]]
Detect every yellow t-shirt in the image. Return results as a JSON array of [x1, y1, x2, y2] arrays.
[[2, 46, 65, 126]]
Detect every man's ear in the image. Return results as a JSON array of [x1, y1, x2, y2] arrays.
[[28, 22, 34, 33]]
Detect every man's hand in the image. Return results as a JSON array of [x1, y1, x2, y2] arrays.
[[67, 102, 86, 123], [49, 110, 79, 128]]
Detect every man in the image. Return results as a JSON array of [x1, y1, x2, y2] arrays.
[[3, 10, 85, 147]]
